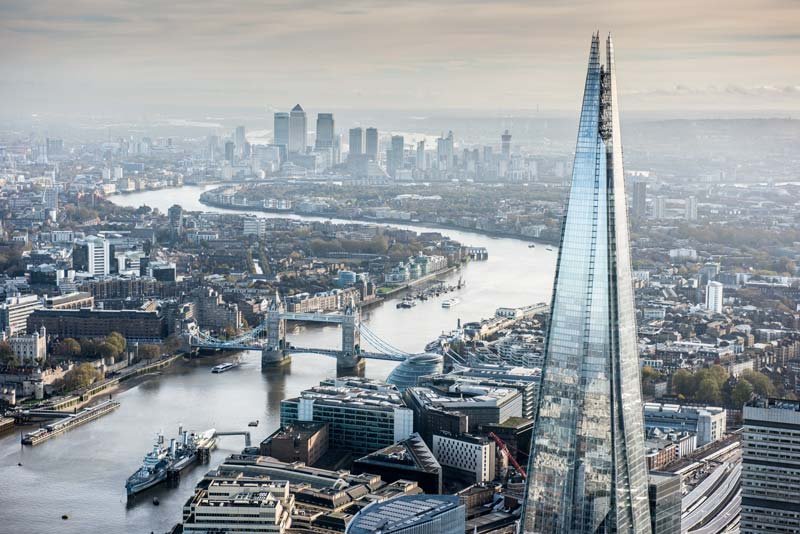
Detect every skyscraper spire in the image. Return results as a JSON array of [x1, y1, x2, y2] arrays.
[[521, 34, 651, 534]]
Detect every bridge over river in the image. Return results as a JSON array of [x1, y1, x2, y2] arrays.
[[185, 293, 411, 373]]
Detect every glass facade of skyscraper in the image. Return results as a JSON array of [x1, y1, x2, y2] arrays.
[[522, 34, 651, 533]]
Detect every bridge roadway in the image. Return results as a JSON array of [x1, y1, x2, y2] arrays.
[[188, 339, 406, 362]]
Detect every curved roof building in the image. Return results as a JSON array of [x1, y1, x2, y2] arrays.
[[346, 494, 464, 534], [386, 353, 443, 391]]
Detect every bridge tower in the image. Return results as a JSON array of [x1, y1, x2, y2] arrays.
[[262, 291, 290, 368], [338, 298, 364, 374]]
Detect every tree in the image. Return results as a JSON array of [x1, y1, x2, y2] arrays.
[[63, 363, 101, 391], [671, 369, 694, 397], [137, 344, 161, 361], [0, 341, 15, 361], [731, 380, 755, 409], [641, 366, 660, 382], [163, 335, 182, 354], [696, 378, 722, 405], [54, 338, 82, 359], [97, 342, 121, 361], [106, 332, 127, 354], [740, 370, 776, 398], [640, 366, 660, 397]]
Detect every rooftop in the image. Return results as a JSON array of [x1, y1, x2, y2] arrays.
[[347, 495, 462, 534], [355, 432, 441, 475]]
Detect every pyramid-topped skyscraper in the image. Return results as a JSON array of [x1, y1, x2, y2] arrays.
[[521, 34, 652, 533]]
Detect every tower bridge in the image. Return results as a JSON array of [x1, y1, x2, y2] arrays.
[[185, 293, 408, 373]]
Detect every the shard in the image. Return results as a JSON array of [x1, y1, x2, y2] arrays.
[[522, 34, 652, 533]]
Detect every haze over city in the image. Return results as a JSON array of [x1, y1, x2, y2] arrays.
[[2, 0, 800, 116], [2, 2, 800, 534]]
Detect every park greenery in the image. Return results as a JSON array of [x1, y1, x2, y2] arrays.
[[62, 362, 103, 391], [667, 365, 779, 409], [52, 332, 128, 363]]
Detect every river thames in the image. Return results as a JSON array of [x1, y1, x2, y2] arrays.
[[0, 185, 556, 533]]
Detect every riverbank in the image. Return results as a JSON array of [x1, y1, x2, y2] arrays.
[[0, 184, 557, 534], [197, 193, 559, 247], [29, 353, 185, 415]]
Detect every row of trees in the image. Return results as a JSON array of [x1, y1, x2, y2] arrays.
[[668, 365, 777, 408], [52, 332, 128, 363]]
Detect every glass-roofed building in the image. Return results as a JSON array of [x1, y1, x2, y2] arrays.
[[387, 353, 444, 391]]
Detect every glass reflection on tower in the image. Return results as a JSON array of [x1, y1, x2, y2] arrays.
[[521, 34, 652, 534]]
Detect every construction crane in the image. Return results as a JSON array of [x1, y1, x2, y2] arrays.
[[488, 432, 526, 480]]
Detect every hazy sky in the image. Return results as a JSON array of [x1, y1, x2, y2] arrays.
[[1, 0, 799, 116]]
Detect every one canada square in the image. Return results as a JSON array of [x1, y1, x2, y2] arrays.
[[522, 34, 651, 533]]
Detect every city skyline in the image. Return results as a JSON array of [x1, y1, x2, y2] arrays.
[[2, 9, 800, 534], [1, 1, 800, 116]]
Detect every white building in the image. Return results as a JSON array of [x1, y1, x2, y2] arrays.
[[8, 326, 47, 363], [183, 477, 294, 533], [432, 433, 496, 483], [243, 216, 267, 238], [74, 236, 110, 276], [0, 294, 43, 336], [643, 403, 726, 447], [706, 281, 724, 314]]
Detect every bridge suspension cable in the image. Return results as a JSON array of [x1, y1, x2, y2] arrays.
[[358, 323, 411, 356]]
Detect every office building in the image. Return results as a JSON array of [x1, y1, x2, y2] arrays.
[[42, 187, 58, 212], [388, 135, 404, 177], [352, 432, 442, 494], [387, 353, 444, 392], [741, 398, 800, 533], [632, 179, 647, 218], [274, 112, 290, 148], [437, 131, 454, 170], [643, 402, 726, 447], [182, 478, 294, 533], [234, 125, 246, 156], [45, 292, 94, 310], [346, 495, 465, 534], [685, 195, 698, 220], [168, 204, 183, 236], [259, 422, 329, 466], [522, 34, 652, 533], [653, 196, 666, 219], [365, 127, 378, 160], [73, 236, 110, 276], [27, 308, 165, 340], [416, 140, 425, 170], [706, 281, 724, 314], [501, 130, 512, 159], [224, 140, 235, 162], [243, 216, 267, 238], [348, 127, 363, 157], [288, 104, 307, 153], [405, 385, 522, 435], [432, 433, 496, 484], [314, 113, 335, 154], [424, 365, 540, 419], [0, 294, 43, 336], [280, 378, 413, 457], [149, 261, 177, 282], [647, 473, 682, 534]]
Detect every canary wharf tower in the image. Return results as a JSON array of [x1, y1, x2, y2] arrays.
[[522, 34, 651, 534]]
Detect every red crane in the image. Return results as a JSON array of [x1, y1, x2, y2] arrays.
[[488, 432, 527, 480]]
